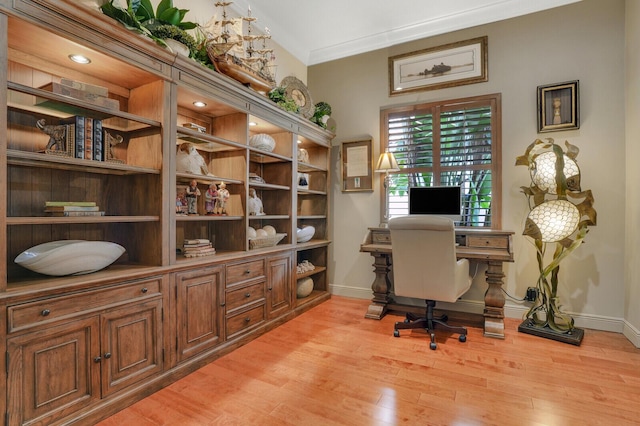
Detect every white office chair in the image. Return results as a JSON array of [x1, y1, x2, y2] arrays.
[[389, 215, 473, 350]]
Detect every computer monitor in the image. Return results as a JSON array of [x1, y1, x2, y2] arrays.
[[408, 186, 462, 222]]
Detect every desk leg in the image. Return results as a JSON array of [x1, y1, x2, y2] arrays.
[[365, 253, 392, 319], [483, 261, 506, 339]]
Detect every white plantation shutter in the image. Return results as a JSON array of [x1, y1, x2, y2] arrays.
[[382, 95, 501, 228]]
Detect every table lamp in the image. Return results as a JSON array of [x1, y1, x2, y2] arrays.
[[375, 150, 399, 228]]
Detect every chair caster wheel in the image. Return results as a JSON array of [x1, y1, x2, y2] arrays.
[[393, 330, 400, 337], [459, 334, 467, 343], [403, 318, 410, 323], [429, 342, 437, 350]]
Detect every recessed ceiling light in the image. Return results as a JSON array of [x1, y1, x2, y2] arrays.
[[249, 121, 258, 126], [68, 54, 91, 64], [297, 139, 303, 144], [193, 101, 207, 108]]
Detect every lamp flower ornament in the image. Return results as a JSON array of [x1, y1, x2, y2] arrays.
[[516, 138, 596, 337]]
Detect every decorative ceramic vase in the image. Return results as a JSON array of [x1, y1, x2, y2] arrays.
[[296, 277, 314, 298], [296, 226, 315, 243], [249, 134, 276, 152], [164, 39, 190, 57]]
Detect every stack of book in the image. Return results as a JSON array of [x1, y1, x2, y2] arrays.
[[183, 239, 216, 258], [60, 115, 104, 161], [44, 201, 105, 217]]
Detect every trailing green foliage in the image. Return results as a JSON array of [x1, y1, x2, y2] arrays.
[[268, 87, 299, 113]]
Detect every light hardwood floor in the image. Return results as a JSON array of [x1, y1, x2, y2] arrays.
[[97, 296, 640, 426]]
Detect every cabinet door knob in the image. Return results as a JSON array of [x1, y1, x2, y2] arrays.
[[141, 287, 148, 293], [41, 309, 51, 316], [94, 356, 102, 363], [268, 287, 272, 291], [245, 292, 251, 298], [104, 352, 112, 359], [220, 302, 226, 307]]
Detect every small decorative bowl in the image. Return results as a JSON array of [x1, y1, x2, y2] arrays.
[[15, 240, 125, 276], [249, 133, 276, 152], [296, 226, 315, 243], [296, 277, 314, 298]]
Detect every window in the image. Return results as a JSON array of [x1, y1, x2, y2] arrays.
[[380, 94, 502, 228]]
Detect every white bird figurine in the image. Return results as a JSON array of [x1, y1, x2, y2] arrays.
[[176, 143, 211, 176]]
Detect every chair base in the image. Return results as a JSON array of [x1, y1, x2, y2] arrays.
[[393, 300, 467, 350]]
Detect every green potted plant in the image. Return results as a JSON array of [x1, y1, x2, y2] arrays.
[[101, 0, 197, 57]]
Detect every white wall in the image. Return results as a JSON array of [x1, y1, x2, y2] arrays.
[[624, 0, 640, 344], [309, 0, 630, 332]]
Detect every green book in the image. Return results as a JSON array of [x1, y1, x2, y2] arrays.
[[45, 201, 97, 207]]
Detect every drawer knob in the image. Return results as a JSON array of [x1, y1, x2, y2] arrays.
[[244, 317, 251, 323], [41, 309, 51, 316], [104, 352, 112, 359], [245, 292, 251, 298], [244, 269, 251, 274], [141, 287, 148, 293]]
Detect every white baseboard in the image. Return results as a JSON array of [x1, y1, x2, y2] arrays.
[[329, 283, 639, 348]]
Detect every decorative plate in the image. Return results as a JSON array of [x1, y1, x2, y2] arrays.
[[15, 240, 125, 276], [280, 76, 314, 119]]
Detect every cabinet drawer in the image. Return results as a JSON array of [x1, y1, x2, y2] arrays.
[[226, 304, 265, 338], [226, 282, 265, 312], [467, 236, 509, 249], [8, 277, 162, 333], [226, 259, 265, 286]]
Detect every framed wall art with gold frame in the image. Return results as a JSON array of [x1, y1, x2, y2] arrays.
[[341, 138, 373, 192], [537, 80, 580, 133]]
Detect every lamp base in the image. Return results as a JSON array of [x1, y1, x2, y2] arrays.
[[518, 319, 584, 346]]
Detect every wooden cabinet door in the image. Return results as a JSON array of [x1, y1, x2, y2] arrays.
[[266, 253, 293, 319], [6, 316, 101, 426], [175, 266, 225, 363], [100, 298, 164, 397]]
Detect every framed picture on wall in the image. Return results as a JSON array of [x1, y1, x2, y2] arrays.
[[341, 138, 373, 192], [537, 80, 580, 132], [389, 36, 488, 96]]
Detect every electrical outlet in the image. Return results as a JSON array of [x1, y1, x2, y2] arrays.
[[525, 287, 539, 302]]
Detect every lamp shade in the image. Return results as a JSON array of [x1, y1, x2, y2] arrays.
[[531, 151, 580, 194], [524, 199, 580, 242], [375, 151, 399, 172]]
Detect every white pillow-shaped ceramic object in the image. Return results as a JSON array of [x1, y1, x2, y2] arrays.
[[15, 240, 125, 276], [296, 226, 315, 243], [262, 225, 277, 236], [247, 227, 257, 239], [249, 133, 276, 152], [255, 229, 268, 238]]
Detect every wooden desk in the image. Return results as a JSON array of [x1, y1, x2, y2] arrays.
[[360, 227, 514, 339]]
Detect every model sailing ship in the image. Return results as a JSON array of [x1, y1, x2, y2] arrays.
[[204, 2, 276, 94]]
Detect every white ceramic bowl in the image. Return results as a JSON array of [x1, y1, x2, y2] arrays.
[[296, 226, 315, 243], [15, 240, 125, 276], [249, 134, 276, 152], [296, 277, 314, 298]]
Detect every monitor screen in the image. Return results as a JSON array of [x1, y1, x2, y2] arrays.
[[408, 186, 462, 221]]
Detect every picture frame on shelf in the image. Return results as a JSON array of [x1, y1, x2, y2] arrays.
[[389, 36, 488, 96], [341, 138, 373, 192], [537, 80, 580, 133]]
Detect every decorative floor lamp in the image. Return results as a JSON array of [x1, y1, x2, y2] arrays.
[[516, 138, 596, 345], [375, 150, 399, 228]]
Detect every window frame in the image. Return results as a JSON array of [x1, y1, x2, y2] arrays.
[[379, 93, 502, 228]]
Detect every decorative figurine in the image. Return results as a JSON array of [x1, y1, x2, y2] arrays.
[[36, 119, 67, 153], [205, 183, 218, 215], [248, 188, 265, 216], [185, 179, 201, 215], [215, 181, 229, 215], [176, 142, 211, 176], [104, 131, 124, 163]]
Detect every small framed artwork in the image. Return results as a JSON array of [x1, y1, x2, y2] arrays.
[[537, 80, 580, 132], [341, 138, 373, 192], [389, 36, 488, 96]]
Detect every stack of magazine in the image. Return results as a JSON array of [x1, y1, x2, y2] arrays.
[[182, 239, 216, 258], [44, 201, 104, 217]]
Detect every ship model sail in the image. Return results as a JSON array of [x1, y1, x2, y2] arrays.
[[204, 2, 276, 94]]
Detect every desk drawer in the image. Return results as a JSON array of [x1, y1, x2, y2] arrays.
[[371, 231, 391, 244], [8, 277, 162, 333], [467, 236, 509, 249], [226, 259, 265, 286], [226, 304, 265, 337], [226, 281, 265, 312]]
